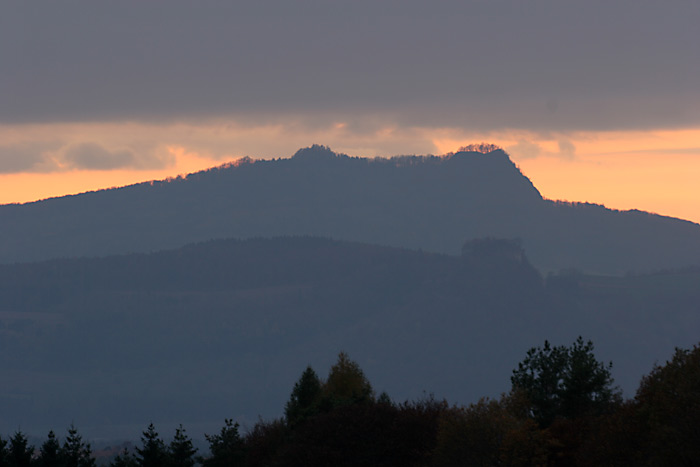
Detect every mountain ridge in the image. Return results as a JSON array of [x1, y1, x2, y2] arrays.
[[1, 145, 699, 274]]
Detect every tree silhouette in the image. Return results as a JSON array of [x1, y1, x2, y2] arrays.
[[169, 425, 197, 467], [634, 344, 700, 464], [0, 436, 7, 466], [202, 419, 244, 467], [110, 448, 137, 467], [511, 337, 620, 427], [35, 431, 60, 467], [61, 424, 96, 467], [7, 431, 33, 467], [285, 366, 323, 426], [134, 424, 167, 467], [323, 352, 374, 408]]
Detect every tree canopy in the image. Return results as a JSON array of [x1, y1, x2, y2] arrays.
[[511, 336, 620, 427]]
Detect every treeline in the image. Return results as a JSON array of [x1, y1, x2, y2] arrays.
[[3, 340, 699, 466]]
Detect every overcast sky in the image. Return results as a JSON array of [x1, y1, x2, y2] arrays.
[[1, 1, 700, 220], [4, 1, 699, 129]]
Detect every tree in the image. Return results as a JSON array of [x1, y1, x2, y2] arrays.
[[323, 352, 374, 407], [7, 431, 33, 467], [61, 424, 96, 467], [110, 448, 137, 467], [243, 418, 288, 467], [511, 337, 619, 427], [285, 366, 323, 426], [0, 436, 7, 466], [35, 431, 61, 467], [134, 424, 167, 467], [634, 343, 700, 465], [168, 425, 197, 467], [202, 419, 244, 467]]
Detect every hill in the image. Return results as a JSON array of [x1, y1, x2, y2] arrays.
[[1, 236, 698, 438], [2, 145, 699, 274]]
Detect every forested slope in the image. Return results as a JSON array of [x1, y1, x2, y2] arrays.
[[1, 237, 698, 438]]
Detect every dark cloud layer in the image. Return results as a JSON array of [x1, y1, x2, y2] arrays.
[[2, 1, 699, 131]]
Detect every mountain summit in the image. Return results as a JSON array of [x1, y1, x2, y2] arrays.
[[1, 145, 699, 273]]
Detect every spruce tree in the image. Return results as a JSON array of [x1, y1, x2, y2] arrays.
[[110, 448, 137, 467], [285, 366, 323, 426], [203, 419, 244, 467], [36, 431, 61, 467], [134, 424, 167, 467], [168, 425, 197, 467], [7, 431, 33, 467], [61, 424, 96, 467], [0, 436, 7, 467]]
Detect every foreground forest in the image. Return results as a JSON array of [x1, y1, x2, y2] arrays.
[[3, 341, 698, 466]]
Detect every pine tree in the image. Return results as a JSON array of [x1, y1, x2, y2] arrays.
[[7, 431, 33, 467], [168, 425, 197, 467], [134, 424, 167, 467], [61, 424, 96, 467], [36, 431, 61, 467], [110, 448, 137, 467], [202, 419, 244, 467], [0, 436, 8, 466], [285, 366, 323, 426]]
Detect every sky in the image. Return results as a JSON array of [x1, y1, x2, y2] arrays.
[[2, 1, 699, 223]]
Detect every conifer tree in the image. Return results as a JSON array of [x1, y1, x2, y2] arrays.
[[36, 430, 61, 467], [7, 431, 33, 467], [202, 419, 244, 467], [0, 436, 7, 466], [324, 351, 374, 407], [61, 424, 96, 467], [134, 424, 167, 467], [285, 366, 322, 426], [110, 448, 137, 467], [168, 425, 197, 467]]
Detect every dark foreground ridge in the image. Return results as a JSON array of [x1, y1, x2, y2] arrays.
[[1, 145, 699, 273]]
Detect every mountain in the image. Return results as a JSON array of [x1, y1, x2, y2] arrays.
[[2, 145, 699, 274], [1, 236, 699, 439]]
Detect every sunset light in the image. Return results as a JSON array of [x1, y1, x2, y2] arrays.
[[3, 1, 700, 455]]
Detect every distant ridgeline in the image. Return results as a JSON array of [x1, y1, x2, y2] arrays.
[[1, 235, 699, 438], [1, 144, 700, 274]]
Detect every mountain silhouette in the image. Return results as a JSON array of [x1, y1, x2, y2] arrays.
[[1, 144, 699, 274]]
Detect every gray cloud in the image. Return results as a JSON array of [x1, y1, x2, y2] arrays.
[[506, 141, 543, 160], [0, 139, 175, 174], [0, 143, 57, 173], [62, 143, 136, 170], [558, 140, 576, 159], [2, 1, 699, 132], [61, 142, 174, 170]]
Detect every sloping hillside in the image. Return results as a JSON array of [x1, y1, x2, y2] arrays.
[[2, 145, 699, 273]]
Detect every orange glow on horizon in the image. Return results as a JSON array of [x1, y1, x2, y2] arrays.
[[0, 123, 698, 225], [0, 150, 227, 205]]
